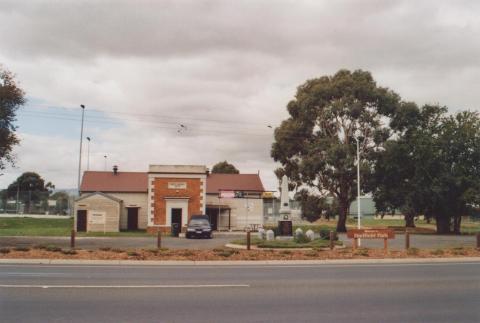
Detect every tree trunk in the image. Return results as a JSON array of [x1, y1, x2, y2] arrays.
[[336, 203, 349, 233], [436, 216, 452, 234], [404, 212, 416, 228], [453, 215, 461, 234]]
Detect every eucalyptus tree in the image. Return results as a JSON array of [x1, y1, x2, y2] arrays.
[[0, 66, 25, 171], [272, 69, 400, 232]]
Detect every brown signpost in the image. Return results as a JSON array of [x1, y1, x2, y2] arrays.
[[347, 229, 395, 253]]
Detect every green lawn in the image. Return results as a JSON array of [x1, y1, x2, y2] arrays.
[[0, 217, 73, 236], [0, 217, 151, 237]]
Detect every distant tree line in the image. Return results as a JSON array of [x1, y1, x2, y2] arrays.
[[272, 69, 480, 234]]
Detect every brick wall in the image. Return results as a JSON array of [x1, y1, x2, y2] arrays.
[[151, 178, 203, 226]]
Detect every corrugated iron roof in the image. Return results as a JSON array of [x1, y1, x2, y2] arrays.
[[80, 171, 265, 194], [206, 173, 265, 194], [80, 171, 148, 193]]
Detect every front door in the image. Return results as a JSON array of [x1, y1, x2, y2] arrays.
[[171, 208, 182, 227], [127, 208, 139, 230], [77, 210, 87, 232]]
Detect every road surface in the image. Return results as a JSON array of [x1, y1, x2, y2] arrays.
[[0, 261, 479, 322]]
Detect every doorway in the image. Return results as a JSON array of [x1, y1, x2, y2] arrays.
[[77, 210, 87, 232], [127, 208, 139, 230], [206, 208, 219, 230], [171, 208, 182, 227]]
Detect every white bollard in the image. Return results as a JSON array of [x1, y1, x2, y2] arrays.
[[266, 229, 275, 241], [258, 228, 266, 240], [306, 229, 315, 241]]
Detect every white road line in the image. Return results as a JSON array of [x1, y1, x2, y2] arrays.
[[0, 284, 250, 289]]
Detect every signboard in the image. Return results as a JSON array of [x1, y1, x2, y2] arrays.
[[88, 211, 106, 224], [347, 229, 395, 239], [48, 200, 57, 207], [219, 190, 263, 199], [168, 182, 187, 189], [219, 190, 235, 199], [261, 192, 274, 199]]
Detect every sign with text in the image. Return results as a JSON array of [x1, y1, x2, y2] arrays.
[[219, 190, 235, 199], [168, 182, 187, 190], [88, 211, 106, 224], [347, 229, 395, 239]]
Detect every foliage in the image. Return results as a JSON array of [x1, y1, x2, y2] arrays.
[[294, 231, 311, 243], [50, 191, 70, 214], [371, 105, 480, 234], [294, 189, 332, 222], [271, 69, 401, 232], [0, 66, 25, 171], [211, 161, 240, 174], [6, 172, 55, 213]]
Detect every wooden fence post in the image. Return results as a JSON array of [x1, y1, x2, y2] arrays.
[[157, 231, 162, 249], [329, 231, 334, 250], [405, 232, 410, 250], [383, 238, 388, 254], [353, 238, 358, 250], [476, 232, 480, 249], [70, 229, 75, 249], [246, 231, 251, 251]]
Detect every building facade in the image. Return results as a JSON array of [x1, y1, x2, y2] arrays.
[[74, 165, 265, 233]]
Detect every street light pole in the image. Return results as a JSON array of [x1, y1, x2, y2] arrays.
[[86, 137, 91, 171], [77, 105, 85, 195], [355, 136, 362, 246]]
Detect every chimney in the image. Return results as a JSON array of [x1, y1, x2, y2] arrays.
[[113, 165, 118, 175]]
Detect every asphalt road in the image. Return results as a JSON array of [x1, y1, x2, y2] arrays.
[[0, 261, 479, 322]]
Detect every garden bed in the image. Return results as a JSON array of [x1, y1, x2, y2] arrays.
[[1, 245, 478, 261]]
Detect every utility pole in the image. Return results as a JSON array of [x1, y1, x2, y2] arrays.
[[77, 105, 85, 195], [104, 155, 107, 171]]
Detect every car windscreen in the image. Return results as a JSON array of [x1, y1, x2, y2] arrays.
[[189, 219, 210, 226]]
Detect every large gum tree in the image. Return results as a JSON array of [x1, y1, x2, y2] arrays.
[[271, 69, 400, 232]]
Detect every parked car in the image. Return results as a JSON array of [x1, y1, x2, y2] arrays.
[[185, 217, 213, 239]]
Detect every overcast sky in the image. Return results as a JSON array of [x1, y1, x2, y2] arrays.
[[1, 0, 479, 192]]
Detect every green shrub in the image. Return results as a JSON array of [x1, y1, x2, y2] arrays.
[[127, 251, 140, 257], [33, 244, 47, 250], [407, 248, 419, 256], [294, 232, 310, 244], [145, 248, 159, 254], [61, 249, 77, 255], [431, 249, 444, 256], [304, 250, 318, 257], [319, 229, 338, 241], [14, 246, 30, 252], [99, 247, 112, 251], [0, 247, 10, 254], [452, 249, 467, 256], [280, 250, 292, 255], [45, 245, 62, 252], [354, 248, 369, 257], [111, 248, 125, 253], [182, 250, 194, 257], [216, 249, 239, 257]]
